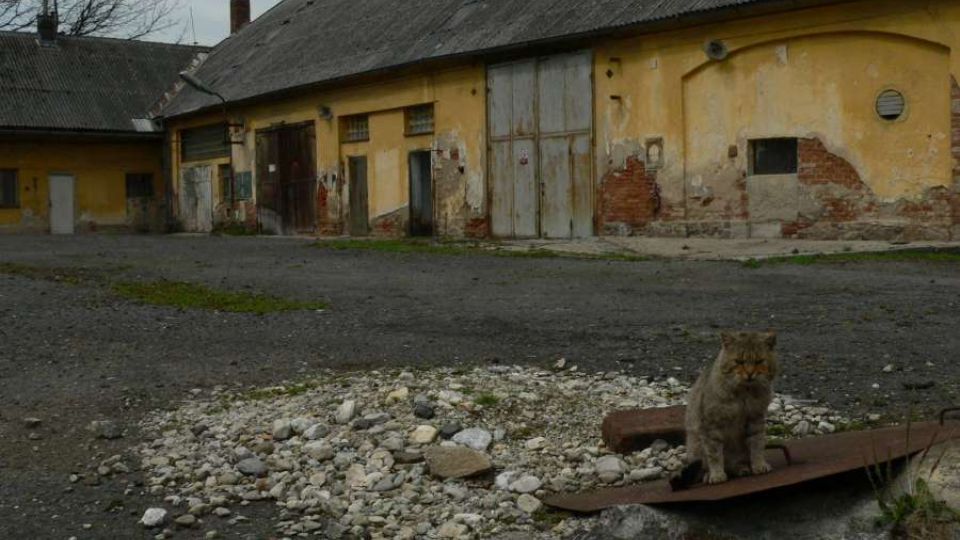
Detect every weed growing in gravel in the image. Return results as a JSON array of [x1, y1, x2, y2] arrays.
[[113, 281, 326, 314], [866, 416, 960, 538], [743, 248, 960, 268], [475, 393, 501, 407]]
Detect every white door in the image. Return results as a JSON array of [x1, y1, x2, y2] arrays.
[[179, 165, 213, 232], [49, 174, 75, 235], [488, 51, 594, 238]]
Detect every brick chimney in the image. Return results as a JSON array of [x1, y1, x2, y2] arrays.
[[230, 0, 251, 34], [37, 0, 58, 44]]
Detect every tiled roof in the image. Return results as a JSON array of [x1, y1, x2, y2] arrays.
[[0, 31, 205, 133], [162, 0, 803, 118]]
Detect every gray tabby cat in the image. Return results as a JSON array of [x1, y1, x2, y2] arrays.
[[684, 331, 778, 484]]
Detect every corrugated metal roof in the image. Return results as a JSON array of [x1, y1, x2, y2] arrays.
[[162, 0, 797, 118], [0, 31, 205, 133]]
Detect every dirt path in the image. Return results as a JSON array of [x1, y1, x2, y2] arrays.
[[0, 234, 958, 539]]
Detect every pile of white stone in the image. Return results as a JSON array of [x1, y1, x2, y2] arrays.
[[135, 364, 848, 539]]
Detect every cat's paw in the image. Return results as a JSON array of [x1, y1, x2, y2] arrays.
[[751, 460, 773, 475], [704, 470, 728, 484], [735, 465, 752, 477]]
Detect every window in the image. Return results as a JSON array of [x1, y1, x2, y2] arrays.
[[405, 104, 435, 135], [876, 89, 905, 121], [181, 124, 229, 162], [750, 138, 798, 175], [342, 115, 370, 142], [125, 173, 154, 198], [220, 166, 253, 201], [0, 169, 19, 208]]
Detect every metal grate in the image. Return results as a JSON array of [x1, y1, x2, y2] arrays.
[[406, 104, 435, 135], [0, 169, 19, 208], [876, 90, 905, 121], [343, 115, 370, 142], [181, 124, 229, 162]]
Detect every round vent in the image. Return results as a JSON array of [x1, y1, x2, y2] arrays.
[[876, 90, 906, 121]]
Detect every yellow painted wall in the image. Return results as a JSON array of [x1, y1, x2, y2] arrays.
[[168, 63, 486, 234], [166, 0, 960, 238], [0, 138, 163, 230], [595, 0, 960, 214]]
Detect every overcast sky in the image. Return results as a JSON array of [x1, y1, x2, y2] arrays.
[[155, 0, 283, 45]]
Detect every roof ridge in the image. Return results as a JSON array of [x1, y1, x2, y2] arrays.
[[0, 29, 209, 50]]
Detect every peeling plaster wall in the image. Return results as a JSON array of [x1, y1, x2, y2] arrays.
[[168, 64, 486, 238], [595, 0, 960, 240]]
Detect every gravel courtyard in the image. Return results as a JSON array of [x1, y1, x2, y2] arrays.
[[0, 234, 958, 539]]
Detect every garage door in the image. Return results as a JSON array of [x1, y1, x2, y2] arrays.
[[489, 51, 593, 238]]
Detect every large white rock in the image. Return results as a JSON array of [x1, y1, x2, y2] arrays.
[[596, 455, 626, 483], [140, 508, 167, 528], [409, 425, 439, 445], [517, 494, 542, 514], [510, 474, 542, 494], [335, 400, 357, 424], [452, 428, 492, 451]]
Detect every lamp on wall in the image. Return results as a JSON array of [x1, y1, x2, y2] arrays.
[[318, 105, 334, 121]]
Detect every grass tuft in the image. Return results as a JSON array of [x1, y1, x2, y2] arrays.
[[474, 393, 500, 407], [112, 281, 326, 314], [744, 248, 960, 268]]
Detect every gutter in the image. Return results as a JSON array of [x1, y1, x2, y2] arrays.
[[0, 127, 164, 141], [162, 0, 854, 120]]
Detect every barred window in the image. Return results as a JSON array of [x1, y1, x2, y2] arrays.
[[0, 169, 20, 208], [125, 173, 154, 198], [405, 104, 434, 136], [342, 115, 370, 142]]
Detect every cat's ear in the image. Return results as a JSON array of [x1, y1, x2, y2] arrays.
[[764, 331, 777, 348], [721, 332, 736, 348]]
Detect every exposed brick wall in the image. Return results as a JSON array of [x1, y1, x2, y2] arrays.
[[464, 217, 489, 239], [798, 138, 864, 190], [598, 156, 660, 235], [315, 179, 344, 236], [371, 207, 407, 237]]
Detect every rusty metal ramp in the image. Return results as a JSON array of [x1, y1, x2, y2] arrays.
[[545, 421, 960, 513]]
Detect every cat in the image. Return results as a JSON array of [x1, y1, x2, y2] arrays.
[[684, 331, 778, 485]]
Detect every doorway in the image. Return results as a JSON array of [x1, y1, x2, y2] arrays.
[[255, 122, 317, 234], [408, 150, 433, 237], [49, 173, 75, 235], [488, 50, 594, 238], [348, 156, 369, 236]]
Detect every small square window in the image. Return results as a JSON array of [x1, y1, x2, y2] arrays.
[[0, 169, 18, 208], [125, 173, 154, 198], [405, 104, 434, 136], [750, 138, 798, 175], [342, 115, 370, 142]]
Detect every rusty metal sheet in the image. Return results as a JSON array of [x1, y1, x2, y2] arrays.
[[602, 406, 687, 453], [546, 421, 960, 513]]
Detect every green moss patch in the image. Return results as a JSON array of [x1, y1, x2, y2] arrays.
[[112, 281, 326, 314], [744, 248, 960, 268]]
